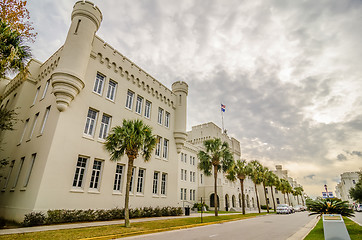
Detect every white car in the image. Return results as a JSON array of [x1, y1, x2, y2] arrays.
[[276, 204, 291, 214], [356, 204, 362, 212]]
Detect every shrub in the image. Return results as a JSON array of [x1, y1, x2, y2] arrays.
[[307, 198, 354, 217], [109, 207, 124, 219], [161, 207, 171, 216], [129, 208, 141, 218], [0, 217, 5, 228], [95, 209, 113, 221], [193, 203, 209, 211], [153, 207, 162, 217], [23, 212, 46, 227], [260, 205, 268, 210]]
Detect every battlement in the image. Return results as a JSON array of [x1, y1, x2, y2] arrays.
[[72, 1, 102, 29]]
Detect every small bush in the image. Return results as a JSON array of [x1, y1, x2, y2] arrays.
[[95, 209, 113, 221], [109, 207, 124, 219], [260, 205, 268, 210], [307, 198, 354, 217], [23, 212, 46, 227], [193, 203, 209, 211], [153, 207, 162, 217], [161, 207, 171, 216], [0, 217, 5, 228]]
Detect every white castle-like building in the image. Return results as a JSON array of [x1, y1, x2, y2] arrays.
[[0, 1, 304, 221], [335, 171, 360, 204]]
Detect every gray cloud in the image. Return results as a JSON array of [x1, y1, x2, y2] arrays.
[[337, 154, 347, 161]]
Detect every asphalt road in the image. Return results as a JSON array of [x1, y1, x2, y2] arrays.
[[351, 211, 362, 225], [122, 211, 314, 240]]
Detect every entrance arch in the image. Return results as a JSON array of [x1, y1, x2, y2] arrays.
[[225, 194, 230, 210], [210, 193, 220, 208], [232, 195, 236, 208]]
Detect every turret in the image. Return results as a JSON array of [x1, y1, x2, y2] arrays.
[[51, 1, 102, 111], [172, 81, 188, 153]]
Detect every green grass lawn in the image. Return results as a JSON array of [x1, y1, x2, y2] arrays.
[[304, 217, 362, 240], [0, 212, 269, 240]]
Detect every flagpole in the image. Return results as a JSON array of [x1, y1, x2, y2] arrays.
[[221, 103, 224, 132]]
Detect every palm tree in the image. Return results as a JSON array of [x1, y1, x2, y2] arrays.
[[0, 20, 31, 77], [198, 138, 234, 216], [279, 179, 289, 204], [260, 166, 270, 213], [265, 171, 279, 212], [104, 119, 156, 227], [226, 159, 248, 214], [247, 160, 263, 213], [294, 186, 304, 205]]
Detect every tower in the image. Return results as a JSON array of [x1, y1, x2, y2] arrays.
[[51, 1, 102, 111], [172, 81, 188, 153]]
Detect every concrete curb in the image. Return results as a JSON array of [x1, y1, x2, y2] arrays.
[[286, 216, 319, 240], [348, 217, 362, 226]]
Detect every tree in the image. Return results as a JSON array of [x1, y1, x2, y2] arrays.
[[349, 173, 362, 203], [0, 107, 17, 132], [104, 119, 156, 227], [279, 179, 291, 205], [294, 186, 304, 205], [307, 198, 354, 217], [265, 171, 279, 212], [226, 159, 248, 214], [247, 160, 263, 213], [260, 166, 270, 213], [198, 138, 233, 216], [0, 20, 31, 77], [0, 0, 37, 42]]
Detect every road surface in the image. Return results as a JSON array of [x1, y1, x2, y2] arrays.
[[122, 211, 314, 240]]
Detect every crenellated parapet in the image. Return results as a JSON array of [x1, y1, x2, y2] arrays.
[[51, 1, 102, 111], [91, 36, 176, 109]]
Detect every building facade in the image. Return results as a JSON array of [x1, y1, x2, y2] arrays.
[[335, 171, 360, 204], [0, 1, 261, 222]]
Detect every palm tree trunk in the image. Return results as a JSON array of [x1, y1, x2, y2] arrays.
[[124, 157, 134, 227], [296, 195, 300, 205], [254, 183, 261, 213], [287, 193, 291, 206], [214, 166, 218, 217], [240, 178, 245, 215], [283, 193, 287, 204], [270, 186, 276, 212], [301, 194, 305, 206], [262, 182, 269, 213]]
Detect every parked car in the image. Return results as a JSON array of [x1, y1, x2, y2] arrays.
[[293, 205, 302, 212], [357, 204, 362, 212], [276, 204, 291, 214], [289, 206, 295, 213]]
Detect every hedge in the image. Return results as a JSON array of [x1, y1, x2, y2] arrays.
[[22, 206, 183, 227]]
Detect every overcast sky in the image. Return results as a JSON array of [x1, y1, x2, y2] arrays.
[[27, 0, 362, 198]]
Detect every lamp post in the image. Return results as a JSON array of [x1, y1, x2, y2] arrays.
[[324, 184, 328, 198]]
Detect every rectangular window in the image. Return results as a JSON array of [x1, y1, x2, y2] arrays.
[[181, 153, 183, 162], [190, 171, 192, 183], [185, 154, 187, 163], [24, 153, 36, 187], [106, 80, 117, 101], [163, 139, 169, 159], [200, 174, 203, 184], [181, 188, 183, 200], [152, 172, 159, 194], [190, 156, 192, 164], [193, 157, 195, 165], [99, 114, 111, 139], [12, 157, 24, 188], [193, 190, 196, 201], [72, 156, 88, 188], [275, 189, 278, 194], [84, 109, 98, 136], [157, 108, 163, 124], [193, 172, 195, 182], [41, 80, 50, 100], [19, 119, 29, 143], [135, 96, 143, 114], [161, 173, 167, 195], [165, 112, 170, 127], [276, 198, 280, 204], [3, 160, 15, 189], [129, 167, 135, 192], [144, 100, 151, 118], [190, 189, 192, 201], [184, 188, 187, 200], [155, 136, 162, 157], [32, 87, 40, 105], [184, 169, 187, 181], [136, 169, 145, 193], [40, 106, 51, 134], [93, 73, 105, 95], [125, 90, 134, 109], [113, 164, 124, 191], [265, 188, 268, 194], [181, 169, 183, 180], [89, 160, 102, 190], [28, 113, 39, 139]]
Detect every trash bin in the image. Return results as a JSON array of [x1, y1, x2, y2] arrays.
[[185, 207, 190, 216]]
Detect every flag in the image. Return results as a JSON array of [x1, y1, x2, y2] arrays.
[[221, 104, 226, 112]]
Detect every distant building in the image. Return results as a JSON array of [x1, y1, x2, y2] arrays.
[[335, 171, 360, 204]]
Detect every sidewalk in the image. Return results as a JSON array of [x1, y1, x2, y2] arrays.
[[0, 209, 262, 236]]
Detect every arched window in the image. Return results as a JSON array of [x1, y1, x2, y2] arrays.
[[210, 193, 220, 207], [232, 195, 236, 208]]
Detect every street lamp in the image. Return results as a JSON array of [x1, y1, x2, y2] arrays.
[[324, 184, 328, 198]]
